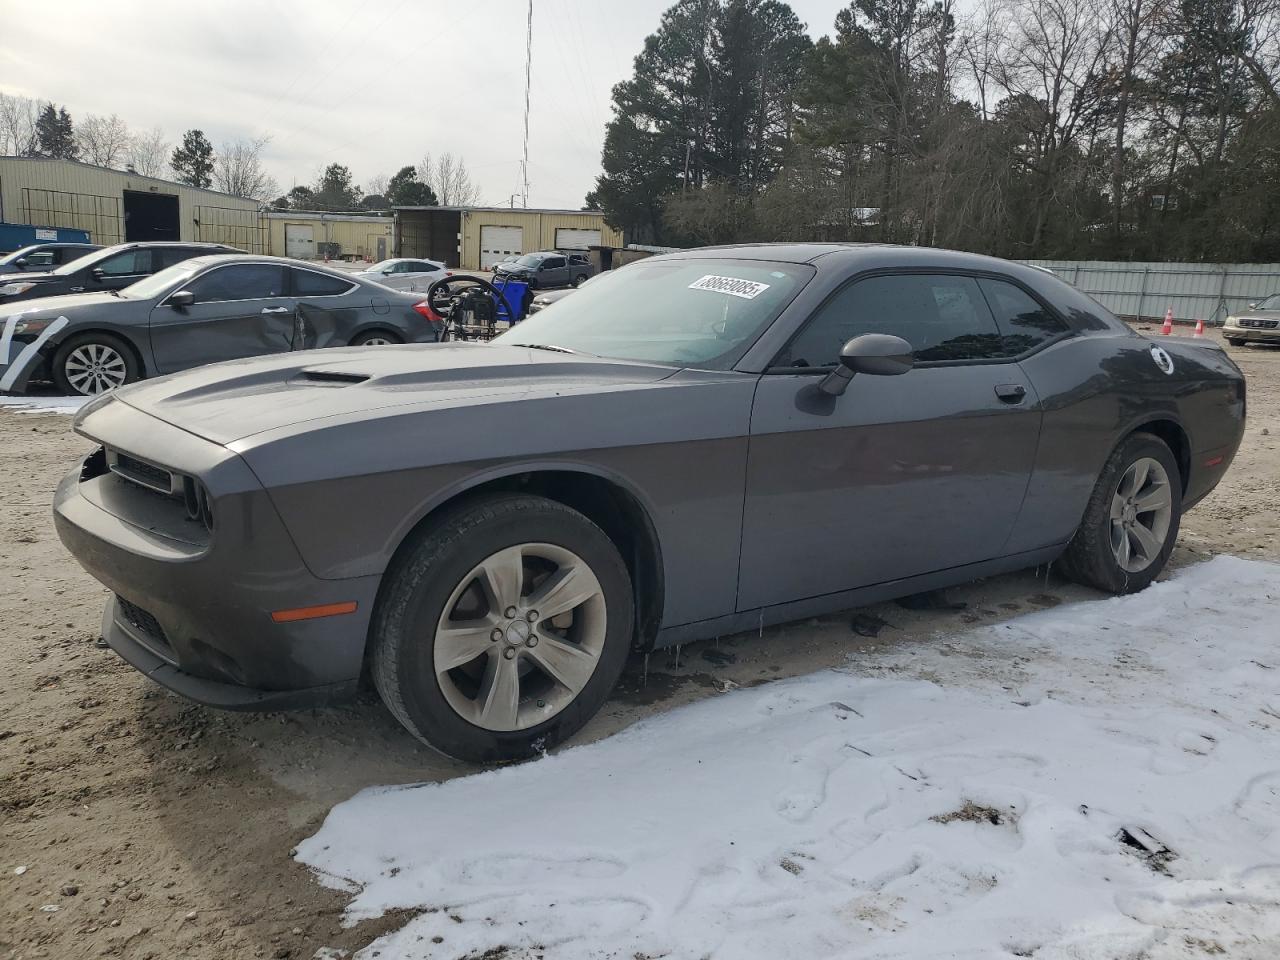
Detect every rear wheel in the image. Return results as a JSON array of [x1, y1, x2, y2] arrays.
[[371, 494, 633, 762], [573, 273, 589, 287], [1058, 433, 1182, 594], [351, 330, 402, 346], [51, 333, 140, 396]]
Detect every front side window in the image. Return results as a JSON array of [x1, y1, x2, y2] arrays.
[[292, 268, 355, 296], [26, 252, 55, 267], [777, 274, 1004, 368], [978, 278, 1069, 356], [95, 249, 154, 277], [492, 258, 812, 369], [187, 264, 287, 303], [542, 256, 566, 270]]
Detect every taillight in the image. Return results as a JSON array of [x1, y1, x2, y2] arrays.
[[413, 300, 443, 322]]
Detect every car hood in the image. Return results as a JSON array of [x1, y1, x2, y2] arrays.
[[0, 269, 60, 287], [1230, 310, 1280, 321], [109, 342, 679, 446], [0, 291, 123, 320]]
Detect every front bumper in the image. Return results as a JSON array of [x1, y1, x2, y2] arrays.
[[1224, 322, 1280, 343], [53, 399, 381, 710]]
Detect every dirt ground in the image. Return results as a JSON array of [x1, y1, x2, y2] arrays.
[[2, 331, 1278, 960]]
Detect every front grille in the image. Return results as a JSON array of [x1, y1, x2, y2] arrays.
[[1239, 318, 1279, 329], [116, 596, 171, 650], [110, 452, 174, 494]]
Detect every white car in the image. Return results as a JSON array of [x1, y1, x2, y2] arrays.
[[355, 258, 449, 293]]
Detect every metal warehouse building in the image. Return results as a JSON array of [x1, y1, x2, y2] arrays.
[[394, 206, 622, 270], [264, 211, 392, 261], [0, 156, 264, 251]]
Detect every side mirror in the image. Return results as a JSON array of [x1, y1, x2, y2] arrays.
[[14, 257, 27, 268], [1248, 302, 1257, 309], [91, 267, 106, 282], [168, 290, 195, 308], [382, 268, 394, 275], [818, 333, 914, 396]]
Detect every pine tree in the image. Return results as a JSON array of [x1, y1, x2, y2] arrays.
[[35, 103, 78, 159], [171, 129, 214, 188]]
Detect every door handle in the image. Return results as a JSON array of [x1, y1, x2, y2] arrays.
[[994, 383, 1027, 403], [261, 306, 290, 314]]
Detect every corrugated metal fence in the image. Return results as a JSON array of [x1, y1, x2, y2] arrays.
[[1022, 260, 1280, 325]]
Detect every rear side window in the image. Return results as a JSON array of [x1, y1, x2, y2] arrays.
[[292, 268, 355, 296], [188, 264, 287, 303], [978, 278, 1070, 356], [157, 248, 202, 269], [96, 249, 154, 276], [778, 274, 1005, 367]]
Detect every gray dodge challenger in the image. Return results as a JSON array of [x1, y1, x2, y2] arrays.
[[0, 254, 442, 395], [53, 244, 1246, 762]]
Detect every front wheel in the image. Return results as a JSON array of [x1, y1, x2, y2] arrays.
[[371, 494, 634, 762], [1058, 433, 1182, 594], [51, 333, 140, 396]]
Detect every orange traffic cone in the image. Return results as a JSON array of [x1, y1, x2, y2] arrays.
[[1161, 308, 1174, 336], [1193, 318, 1205, 338]]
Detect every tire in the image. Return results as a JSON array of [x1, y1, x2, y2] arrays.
[[1058, 432, 1182, 594], [1226, 338, 1246, 347], [371, 494, 634, 763], [351, 330, 403, 347], [51, 332, 140, 396], [573, 274, 589, 287]]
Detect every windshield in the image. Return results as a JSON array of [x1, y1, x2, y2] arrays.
[[1255, 294, 1280, 310], [514, 254, 543, 268], [493, 258, 813, 369], [120, 261, 202, 300], [51, 248, 111, 275], [366, 259, 396, 272]]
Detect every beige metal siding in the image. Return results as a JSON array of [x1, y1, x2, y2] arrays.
[[459, 210, 621, 269], [265, 214, 392, 260], [0, 157, 263, 250]]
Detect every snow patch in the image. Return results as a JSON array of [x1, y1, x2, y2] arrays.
[[297, 555, 1280, 959], [0, 393, 87, 415]]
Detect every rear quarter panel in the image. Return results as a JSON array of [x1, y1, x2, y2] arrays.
[[1005, 331, 1245, 554]]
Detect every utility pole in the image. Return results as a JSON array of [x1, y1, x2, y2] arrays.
[[521, 0, 533, 209]]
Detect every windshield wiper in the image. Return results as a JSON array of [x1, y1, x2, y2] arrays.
[[109, 289, 122, 297], [510, 343, 586, 355]]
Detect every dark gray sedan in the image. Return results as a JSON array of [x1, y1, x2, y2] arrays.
[[0, 255, 443, 395], [53, 244, 1245, 762]]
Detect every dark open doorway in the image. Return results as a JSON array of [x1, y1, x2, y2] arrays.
[[123, 190, 180, 242]]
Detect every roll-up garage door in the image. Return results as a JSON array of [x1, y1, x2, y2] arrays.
[[554, 228, 601, 250], [480, 225, 524, 268], [285, 224, 315, 259]]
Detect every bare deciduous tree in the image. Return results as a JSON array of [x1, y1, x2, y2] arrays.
[[75, 113, 131, 167], [0, 92, 41, 156], [125, 127, 171, 178], [418, 152, 482, 206], [213, 137, 279, 200], [366, 173, 390, 197]]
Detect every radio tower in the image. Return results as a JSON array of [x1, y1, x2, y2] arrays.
[[521, 0, 533, 208]]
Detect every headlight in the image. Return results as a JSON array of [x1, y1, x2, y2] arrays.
[[0, 282, 36, 296], [12, 316, 56, 336]]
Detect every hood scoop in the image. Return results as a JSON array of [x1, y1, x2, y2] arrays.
[[294, 368, 371, 386]]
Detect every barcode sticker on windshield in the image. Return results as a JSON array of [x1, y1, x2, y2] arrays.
[[688, 275, 771, 300]]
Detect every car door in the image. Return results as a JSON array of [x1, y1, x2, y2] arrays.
[[405, 260, 443, 291], [737, 272, 1044, 611], [73, 248, 155, 293], [289, 266, 365, 349], [148, 262, 295, 373], [539, 255, 568, 286]]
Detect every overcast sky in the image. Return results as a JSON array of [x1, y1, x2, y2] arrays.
[[0, 0, 853, 209]]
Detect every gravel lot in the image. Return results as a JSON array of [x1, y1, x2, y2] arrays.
[[2, 331, 1277, 960]]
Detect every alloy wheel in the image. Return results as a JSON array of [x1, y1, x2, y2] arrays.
[[64, 343, 128, 395], [1109, 456, 1173, 573], [359, 336, 393, 346], [433, 542, 607, 732]]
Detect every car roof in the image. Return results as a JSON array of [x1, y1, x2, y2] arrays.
[[654, 242, 1056, 281], [178, 253, 360, 271]]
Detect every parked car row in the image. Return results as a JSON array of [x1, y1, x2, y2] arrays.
[[0, 242, 445, 395]]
